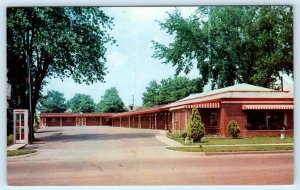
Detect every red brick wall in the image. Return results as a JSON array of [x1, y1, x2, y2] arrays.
[[62, 117, 76, 126], [220, 103, 246, 137], [287, 110, 293, 130], [242, 130, 293, 137], [173, 110, 186, 132], [46, 117, 60, 126], [85, 117, 100, 126]]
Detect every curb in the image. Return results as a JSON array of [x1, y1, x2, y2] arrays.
[[205, 150, 294, 156]]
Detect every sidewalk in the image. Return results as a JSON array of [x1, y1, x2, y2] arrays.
[[155, 130, 184, 147], [7, 144, 26, 151]]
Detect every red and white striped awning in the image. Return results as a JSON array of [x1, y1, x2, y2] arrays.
[[242, 104, 294, 110], [185, 102, 220, 109]]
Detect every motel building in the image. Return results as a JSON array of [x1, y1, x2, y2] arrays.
[[40, 83, 293, 137]]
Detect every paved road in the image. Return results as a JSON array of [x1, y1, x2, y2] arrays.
[[7, 126, 294, 185]]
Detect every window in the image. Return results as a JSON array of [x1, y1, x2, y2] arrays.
[[246, 110, 284, 130], [66, 117, 72, 122], [209, 112, 218, 127]]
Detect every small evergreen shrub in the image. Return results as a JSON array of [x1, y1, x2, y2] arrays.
[[185, 108, 205, 142], [7, 134, 14, 146], [227, 120, 241, 138]]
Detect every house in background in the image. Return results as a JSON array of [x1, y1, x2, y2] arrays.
[[39, 83, 294, 137]]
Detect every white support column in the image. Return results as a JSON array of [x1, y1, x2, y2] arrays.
[[139, 115, 141, 128], [284, 111, 288, 128], [172, 111, 175, 132], [60, 117, 62, 127], [155, 113, 157, 130], [185, 109, 188, 128]]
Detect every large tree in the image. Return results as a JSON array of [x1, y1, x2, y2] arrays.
[[152, 6, 293, 90], [39, 90, 67, 113], [67, 93, 95, 113], [142, 76, 199, 107], [96, 87, 126, 113], [7, 7, 115, 138]]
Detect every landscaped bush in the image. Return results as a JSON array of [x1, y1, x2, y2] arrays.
[[185, 108, 205, 142], [181, 132, 187, 139], [227, 120, 241, 138], [7, 134, 14, 146]]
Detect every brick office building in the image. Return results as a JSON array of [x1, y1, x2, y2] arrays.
[[165, 83, 293, 137], [40, 83, 293, 137]]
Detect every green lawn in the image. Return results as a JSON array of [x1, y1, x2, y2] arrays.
[[169, 135, 293, 146], [167, 145, 294, 152], [7, 149, 37, 157]]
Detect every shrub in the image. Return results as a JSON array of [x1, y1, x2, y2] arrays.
[[227, 120, 241, 138], [185, 108, 205, 142], [181, 132, 187, 139], [7, 134, 14, 146]]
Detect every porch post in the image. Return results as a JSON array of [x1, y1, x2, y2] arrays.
[[155, 113, 157, 129], [60, 117, 62, 127], [120, 117, 122, 127], [100, 117, 102, 126], [284, 111, 287, 128], [139, 115, 141, 128]]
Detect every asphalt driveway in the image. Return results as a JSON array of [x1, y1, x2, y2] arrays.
[[7, 126, 294, 185]]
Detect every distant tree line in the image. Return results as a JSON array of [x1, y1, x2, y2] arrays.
[[39, 87, 127, 113]]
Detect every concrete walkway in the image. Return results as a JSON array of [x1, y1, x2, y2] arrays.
[[155, 130, 183, 147], [7, 143, 26, 151]]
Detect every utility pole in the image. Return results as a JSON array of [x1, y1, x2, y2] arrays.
[[26, 57, 33, 143]]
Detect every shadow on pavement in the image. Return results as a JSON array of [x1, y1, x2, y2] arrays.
[[39, 133, 156, 143]]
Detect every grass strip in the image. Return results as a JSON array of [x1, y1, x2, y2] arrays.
[[7, 149, 37, 157], [167, 145, 294, 152], [168, 135, 294, 146]]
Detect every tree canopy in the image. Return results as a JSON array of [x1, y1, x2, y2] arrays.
[[67, 93, 95, 113], [152, 6, 293, 89], [39, 90, 67, 113], [7, 7, 115, 136], [142, 76, 199, 107], [96, 87, 126, 113]]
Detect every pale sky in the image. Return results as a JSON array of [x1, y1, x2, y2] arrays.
[[44, 7, 199, 107]]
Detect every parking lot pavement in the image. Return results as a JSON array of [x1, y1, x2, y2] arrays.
[[7, 126, 294, 185]]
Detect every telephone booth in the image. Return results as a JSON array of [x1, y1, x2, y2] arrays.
[[13, 109, 29, 144]]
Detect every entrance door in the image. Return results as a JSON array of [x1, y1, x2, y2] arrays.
[[42, 118, 46, 127], [76, 118, 80, 126], [82, 118, 86, 126]]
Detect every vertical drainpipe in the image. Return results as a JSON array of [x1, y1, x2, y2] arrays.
[[155, 113, 157, 130]]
